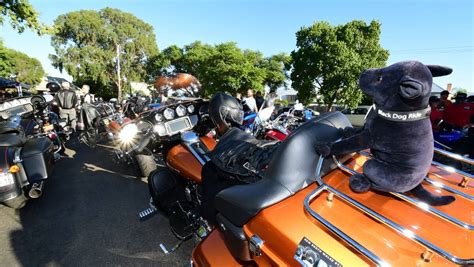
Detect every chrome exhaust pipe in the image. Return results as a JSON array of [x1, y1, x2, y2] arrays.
[[29, 181, 44, 199]]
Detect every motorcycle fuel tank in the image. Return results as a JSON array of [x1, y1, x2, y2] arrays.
[[166, 136, 216, 183]]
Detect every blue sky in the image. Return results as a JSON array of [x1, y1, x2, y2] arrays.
[[1, 0, 473, 91]]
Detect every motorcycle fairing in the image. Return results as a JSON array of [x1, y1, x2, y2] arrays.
[[214, 111, 352, 227]]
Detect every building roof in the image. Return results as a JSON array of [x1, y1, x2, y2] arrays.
[[432, 83, 445, 93]]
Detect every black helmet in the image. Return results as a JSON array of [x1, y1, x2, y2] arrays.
[[209, 93, 244, 131]]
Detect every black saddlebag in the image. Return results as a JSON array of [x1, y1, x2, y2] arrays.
[[21, 137, 54, 183]]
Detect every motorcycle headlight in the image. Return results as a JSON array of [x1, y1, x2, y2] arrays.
[[119, 123, 138, 143], [163, 108, 175, 120], [153, 123, 167, 136], [187, 105, 195, 114], [155, 113, 164, 122], [176, 105, 187, 117]]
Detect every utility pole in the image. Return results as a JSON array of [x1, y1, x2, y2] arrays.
[[116, 44, 122, 101]]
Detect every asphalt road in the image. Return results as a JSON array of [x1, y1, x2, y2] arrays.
[[0, 138, 194, 266]]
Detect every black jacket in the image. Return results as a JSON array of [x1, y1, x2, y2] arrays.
[[54, 89, 78, 109], [207, 128, 277, 182]]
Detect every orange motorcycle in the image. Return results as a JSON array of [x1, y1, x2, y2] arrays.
[[190, 111, 473, 266]]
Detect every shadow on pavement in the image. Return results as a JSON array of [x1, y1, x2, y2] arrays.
[[7, 139, 194, 266]]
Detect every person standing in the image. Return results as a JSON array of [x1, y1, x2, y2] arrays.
[[438, 90, 452, 111], [429, 96, 443, 130], [255, 91, 264, 111], [242, 89, 258, 113], [55, 81, 78, 131], [443, 92, 473, 129], [81, 84, 94, 104]]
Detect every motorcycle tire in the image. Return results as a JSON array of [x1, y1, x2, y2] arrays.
[[3, 194, 28, 209], [135, 154, 157, 177]]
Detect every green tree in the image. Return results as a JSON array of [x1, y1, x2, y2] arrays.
[[0, 0, 47, 34], [290, 20, 389, 110], [149, 41, 289, 97], [0, 40, 45, 85], [49, 8, 159, 99]]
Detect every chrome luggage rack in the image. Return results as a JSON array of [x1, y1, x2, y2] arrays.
[[304, 155, 474, 266], [432, 147, 474, 184], [358, 151, 474, 201]]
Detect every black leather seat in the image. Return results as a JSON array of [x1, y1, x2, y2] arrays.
[[215, 111, 352, 227], [0, 133, 27, 147]]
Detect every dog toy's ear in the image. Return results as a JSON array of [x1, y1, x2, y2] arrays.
[[400, 79, 424, 99], [426, 65, 453, 77]]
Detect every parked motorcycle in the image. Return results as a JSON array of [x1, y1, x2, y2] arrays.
[[29, 95, 71, 153], [78, 101, 127, 148], [115, 73, 206, 177], [0, 97, 56, 209]]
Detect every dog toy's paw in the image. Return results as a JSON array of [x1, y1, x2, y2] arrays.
[[410, 184, 456, 206], [314, 143, 331, 157], [349, 173, 371, 193]]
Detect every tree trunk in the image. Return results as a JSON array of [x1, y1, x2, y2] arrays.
[[326, 90, 338, 112]]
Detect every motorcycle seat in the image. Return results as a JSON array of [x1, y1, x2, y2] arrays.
[[215, 111, 352, 227], [0, 133, 27, 147]]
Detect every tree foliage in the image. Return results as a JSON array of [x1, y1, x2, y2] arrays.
[[0, 40, 45, 85], [289, 20, 389, 109], [49, 8, 158, 99], [148, 41, 289, 96], [0, 0, 46, 34]]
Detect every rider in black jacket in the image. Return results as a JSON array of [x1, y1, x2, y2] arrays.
[[54, 81, 78, 131]]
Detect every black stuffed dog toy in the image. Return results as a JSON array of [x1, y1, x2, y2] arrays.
[[316, 61, 455, 206]]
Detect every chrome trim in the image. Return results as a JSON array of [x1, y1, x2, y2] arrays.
[[304, 185, 390, 267], [249, 235, 264, 257], [329, 156, 474, 265], [431, 160, 473, 179], [181, 131, 199, 144], [392, 192, 473, 230], [424, 177, 474, 201], [434, 140, 453, 151], [434, 147, 474, 165], [13, 147, 22, 163], [335, 157, 473, 229], [358, 151, 473, 200]]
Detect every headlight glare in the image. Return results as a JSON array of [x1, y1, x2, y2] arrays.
[[187, 105, 195, 113], [119, 123, 138, 143]]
